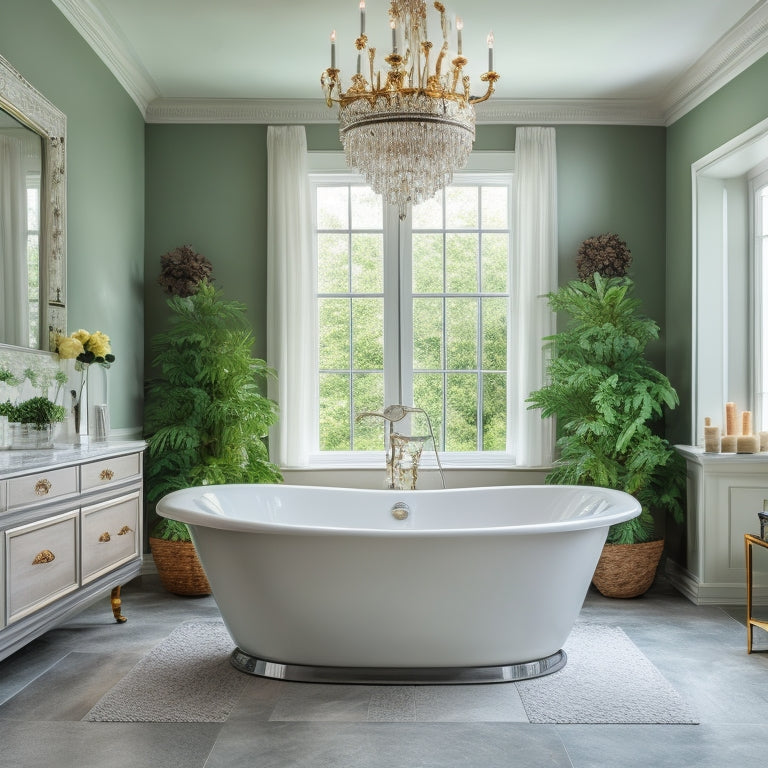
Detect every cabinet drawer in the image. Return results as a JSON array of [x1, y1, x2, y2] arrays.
[[81, 491, 141, 584], [6, 510, 79, 623], [81, 453, 141, 492], [8, 467, 78, 510]]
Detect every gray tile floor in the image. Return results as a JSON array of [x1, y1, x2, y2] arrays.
[[1, 570, 767, 768]]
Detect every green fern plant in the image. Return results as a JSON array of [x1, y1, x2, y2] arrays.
[[145, 280, 282, 541], [527, 274, 685, 544]]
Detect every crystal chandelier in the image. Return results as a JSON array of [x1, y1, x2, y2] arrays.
[[321, 0, 499, 219]]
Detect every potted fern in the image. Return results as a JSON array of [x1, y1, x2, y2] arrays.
[[145, 274, 281, 595], [527, 272, 685, 598]]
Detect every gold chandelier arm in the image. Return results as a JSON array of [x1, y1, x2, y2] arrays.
[[469, 71, 500, 105], [435, 41, 448, 80], [322, 67, 342, 107]]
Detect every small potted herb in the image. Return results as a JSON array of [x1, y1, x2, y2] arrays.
[[6, 396, 66, 449]]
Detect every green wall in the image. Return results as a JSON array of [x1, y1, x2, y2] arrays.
[[0, 0, 145, 431], [144, 125, 268, 366], [147, 122, 667, 373], [666, 53, 768, 444]]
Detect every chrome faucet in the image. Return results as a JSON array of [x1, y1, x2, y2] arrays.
[[356, 404, 445, 489]]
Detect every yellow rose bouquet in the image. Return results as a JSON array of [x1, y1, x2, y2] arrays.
[[55, 329, 117, 436], [56, 329, 116, 369]]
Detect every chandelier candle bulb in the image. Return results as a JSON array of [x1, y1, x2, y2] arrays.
[[331, 30, 336, 68], [726, 401, 737, 435], [360, 0, 365, 34], [456, 16, 463, 54], [721, 434, 738, 452]]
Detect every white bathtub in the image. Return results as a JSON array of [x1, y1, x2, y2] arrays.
[[157, 484, 640, 684]]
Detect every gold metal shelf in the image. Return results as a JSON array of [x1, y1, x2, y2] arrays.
[[745, 534, 768, 653]]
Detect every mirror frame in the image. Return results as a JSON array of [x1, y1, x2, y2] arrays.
[[0, 53, 66, 352]]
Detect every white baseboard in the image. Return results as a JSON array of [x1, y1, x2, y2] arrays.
[[666, 558, 768, 605]]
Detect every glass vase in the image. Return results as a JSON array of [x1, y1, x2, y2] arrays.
[[9, 422, 54, 450]]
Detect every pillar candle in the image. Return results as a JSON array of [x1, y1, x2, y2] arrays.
[[737, 435, 760, 453], [725, 402, 737, 435], [704, 426, 721, 453], [721, 435, 738, 452], [760, 431, 768, 451], [743, 410, 753, 436]]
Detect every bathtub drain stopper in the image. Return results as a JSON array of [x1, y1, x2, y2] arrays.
[[391, 502, 410, 521]]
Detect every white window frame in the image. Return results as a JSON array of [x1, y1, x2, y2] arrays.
[[308, 151, 516, 468], [750, 163, 768, 431], [690, 117, 768, 446]]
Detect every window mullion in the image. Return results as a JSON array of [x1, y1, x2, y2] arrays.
[[398, 208, 414, 409], [383, 204, 402, 407]]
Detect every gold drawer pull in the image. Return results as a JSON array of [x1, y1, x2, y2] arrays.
[[34, 479, 52, 496], [117, 525, 133, 536], [33, 549, 55, 564], [99, 469, 115, 481], [99, 532, 111, 542]]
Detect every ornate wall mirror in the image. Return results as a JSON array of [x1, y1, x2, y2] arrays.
[[0, 53, 66, 353]]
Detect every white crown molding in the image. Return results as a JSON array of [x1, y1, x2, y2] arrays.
[[145, 98, 338, 124], [51, 0, 157, 116], [474, 99, 665, 126], [145, 96, 666, 126], [662, 0, 768, 126]]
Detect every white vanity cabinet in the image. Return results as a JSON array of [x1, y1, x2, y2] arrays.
[[0, 441, 145, 661], [668, 445, 768, 604]]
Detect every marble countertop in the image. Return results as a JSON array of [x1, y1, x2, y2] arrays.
[[0, 438, 145, 478]]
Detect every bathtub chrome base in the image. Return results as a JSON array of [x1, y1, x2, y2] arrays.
[[230, 648, 567, 685]]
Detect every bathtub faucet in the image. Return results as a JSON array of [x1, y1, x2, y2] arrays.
[[356, 405, 445, 490]]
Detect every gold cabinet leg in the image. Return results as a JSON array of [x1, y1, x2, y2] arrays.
[[111, 585, 127, 623]]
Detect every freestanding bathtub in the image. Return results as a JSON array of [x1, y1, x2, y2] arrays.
[[157, 484, 640, 684]]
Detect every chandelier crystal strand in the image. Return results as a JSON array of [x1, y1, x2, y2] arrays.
[[322, 0, 499, 219]]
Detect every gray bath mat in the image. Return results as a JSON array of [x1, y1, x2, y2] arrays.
[[84, 621, 246, 722], [84, 621, 697, 724], [517, 623, 698, 724]]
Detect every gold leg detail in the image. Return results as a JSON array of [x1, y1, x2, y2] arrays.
[[111, 585, 127, 624]]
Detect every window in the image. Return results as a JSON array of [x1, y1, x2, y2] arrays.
[[753, 168, 768, 430], [691, 121, 768, 446], [312, 170, 513, 459]]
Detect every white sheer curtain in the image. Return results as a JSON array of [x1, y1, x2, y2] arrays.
[[266, 126, 316, 467], [509, 126, 558, 466], [0, 134, 29, 347]]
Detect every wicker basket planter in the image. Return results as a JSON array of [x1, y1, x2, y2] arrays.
[[591, 539, 665, 599], [149, 537, 211, 596]]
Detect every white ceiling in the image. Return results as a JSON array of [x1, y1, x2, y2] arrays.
[[53, 0, 768, 125]]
